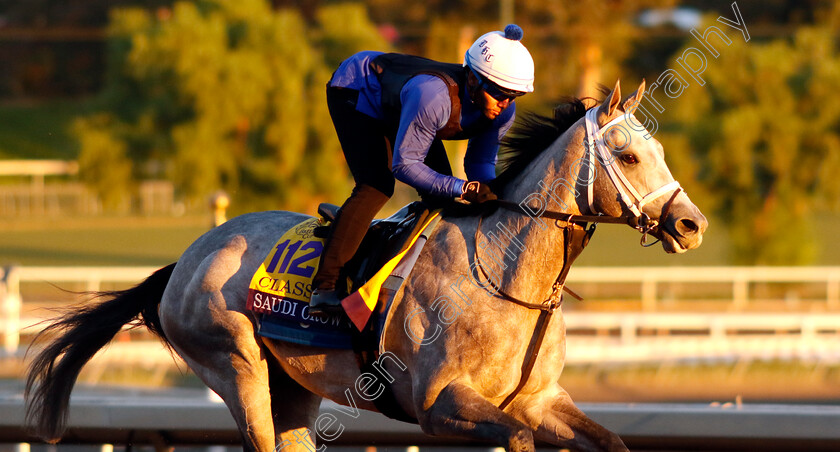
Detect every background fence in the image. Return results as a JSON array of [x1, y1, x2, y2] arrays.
[[3, 265, 840, 363], [0, 160, 179, 217]]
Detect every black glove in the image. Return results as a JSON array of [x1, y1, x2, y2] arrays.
[[461, 181, 498, 204]]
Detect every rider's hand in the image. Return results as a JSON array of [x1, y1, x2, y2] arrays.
[[460, 181, 498, 204]]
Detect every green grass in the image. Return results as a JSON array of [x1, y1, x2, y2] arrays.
[[0, 99, 98, 159], [813, 213, 840, 265], [576, 212, 840, 266], [0, 216, 210, 266], [0, 212, 732, 267], [2, 212, 839, 268]]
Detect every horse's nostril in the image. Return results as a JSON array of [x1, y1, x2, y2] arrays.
[[678, 218, 699, 235]]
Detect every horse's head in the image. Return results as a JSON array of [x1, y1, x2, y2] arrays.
[[584, 80, 707, 253]]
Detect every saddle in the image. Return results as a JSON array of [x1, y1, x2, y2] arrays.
[[315, 201, 431, 299]]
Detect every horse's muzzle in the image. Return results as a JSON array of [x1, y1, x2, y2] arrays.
[[659, 202, 708, 254]]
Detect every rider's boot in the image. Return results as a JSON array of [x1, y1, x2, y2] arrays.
[[309, 184, 390, 317]]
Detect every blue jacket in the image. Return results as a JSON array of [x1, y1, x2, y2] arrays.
[[329, 51, 515, 198]]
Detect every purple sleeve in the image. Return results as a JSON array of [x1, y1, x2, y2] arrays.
[[464, 103, 516, 181], [391, 75, 466, 198]]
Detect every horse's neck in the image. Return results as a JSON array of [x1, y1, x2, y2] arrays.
[[485, 124, 586, 301]]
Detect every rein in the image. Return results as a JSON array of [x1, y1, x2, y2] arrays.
[[478, 108, 685, 411]]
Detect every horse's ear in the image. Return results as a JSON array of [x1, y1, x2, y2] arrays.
[[597, 80, 621, 127], [622, 79, 646, 114]]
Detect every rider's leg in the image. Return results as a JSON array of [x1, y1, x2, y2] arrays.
[[311, 184, 389, 294], [310, 86, 395, 313]]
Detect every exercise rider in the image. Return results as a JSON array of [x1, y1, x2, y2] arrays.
[[309, 24, 535, 316]]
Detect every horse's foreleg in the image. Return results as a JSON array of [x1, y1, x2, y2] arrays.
[[522, 388, 627, 452], [419, 381, 535, 452]]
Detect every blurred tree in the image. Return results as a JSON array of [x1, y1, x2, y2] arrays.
[[660, 9, 840, 264], [73, 114, 133, 209], [517, 0, 676, 99], [74, 0, 389, 213], [0, 0, 830, 99], [316, 3, 392, 69], [365, 0, 674, 102]]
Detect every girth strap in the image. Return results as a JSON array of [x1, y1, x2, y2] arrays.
[[351, 314, 418, 423]]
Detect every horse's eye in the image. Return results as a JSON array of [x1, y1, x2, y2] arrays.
[[621, 153, 638, 165]]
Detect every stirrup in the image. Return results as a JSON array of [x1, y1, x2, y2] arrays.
[[308, 289, 344, 317], [317, 203, 340, 222]]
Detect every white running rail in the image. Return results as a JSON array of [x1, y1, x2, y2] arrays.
[[3, 266, 840, 363]]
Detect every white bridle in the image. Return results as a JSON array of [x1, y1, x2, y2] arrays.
[[583, 108, 682, 229]]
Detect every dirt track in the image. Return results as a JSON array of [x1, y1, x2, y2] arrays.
[[561, 362, 840, 404]]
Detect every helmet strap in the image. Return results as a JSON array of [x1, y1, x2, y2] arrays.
[[465, 70, 481, 105]]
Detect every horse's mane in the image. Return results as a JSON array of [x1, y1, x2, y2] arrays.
[[492, 91, 605, 192], [444, 92, 602, 216]]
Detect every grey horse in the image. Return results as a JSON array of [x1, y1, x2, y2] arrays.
[[26, 80, 707, 452]]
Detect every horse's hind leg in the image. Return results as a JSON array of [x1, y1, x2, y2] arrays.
[[164, 310, 280, 451], [160, 240, 281, 452], [166, 317, 279, 451], [266, 356, 322, 450]]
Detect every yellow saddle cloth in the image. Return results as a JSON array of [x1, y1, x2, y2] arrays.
[[246, 210, 441, 340]]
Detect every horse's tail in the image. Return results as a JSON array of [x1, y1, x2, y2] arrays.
[[24, 262, 177, 442]]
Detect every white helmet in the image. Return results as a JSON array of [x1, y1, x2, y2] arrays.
[[464, 24, 535, 93]]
